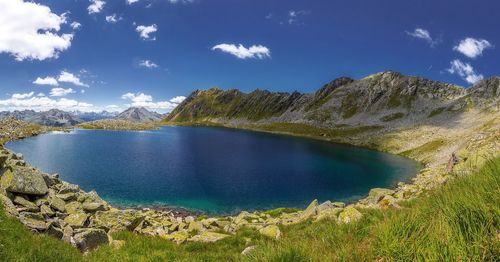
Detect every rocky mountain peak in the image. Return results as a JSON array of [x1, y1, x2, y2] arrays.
[[117, 107, 163, 123]]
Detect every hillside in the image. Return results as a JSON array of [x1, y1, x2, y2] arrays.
[[116, 107, 163, 122], [0, 109, 83, 127]]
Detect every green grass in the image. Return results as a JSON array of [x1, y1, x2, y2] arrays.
[[1, 157, 499, 261]]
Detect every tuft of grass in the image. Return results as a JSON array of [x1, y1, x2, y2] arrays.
[[1, 157, 499, 261]]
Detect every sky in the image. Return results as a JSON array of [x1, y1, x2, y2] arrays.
[[0, 0, 498, 113]]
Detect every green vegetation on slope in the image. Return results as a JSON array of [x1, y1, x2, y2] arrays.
[[2, 157, 498, 261]]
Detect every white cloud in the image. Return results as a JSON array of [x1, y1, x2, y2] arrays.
[[0, 0, 74, 61], [139, 60, 159, 68], [453, 38, 493, 59], [58, 71, 89, 87], [70, 21, 82, 29], [88, 0, 105, 14], [168, 0, 195, 3], [135, 24, 157, 40], [407, 28, 438, 47], [33, 76, 58, 86], [0, 93, 94, 112], [212, 44, 271, 59], [50, 87, 75, 97], [447, 59, 484, 84], [105, 14, 121, 23], [288, 10, 309, 25], [12, 92, 35, 99], [126, 0, 140, 4], [121, 92, 183, 112], [169, 96, 186, 103]]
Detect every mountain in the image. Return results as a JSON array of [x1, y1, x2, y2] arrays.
[[166, 71, 498, 127], [73, 111, 118, 122], [116, 107, 163, 122], [0, 109, 82, 127]]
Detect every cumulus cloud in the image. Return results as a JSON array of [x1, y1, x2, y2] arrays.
[[12, 92, 35, 99], [169, 96, 186, 104], [139, 60, 159, 68], [121, 92, 184, 112], [0, 92, 94, 112], [447, 59, 484, 84], [135, 24, 157, 40], [407, 28, 438, 47], [0, 0, 74, 61], [58, 71, 89, 87], [127, 0, 140, 4], [453, 38, 493, 59], [50, 87, 75, 97], [105, 14, 121, 23], [70, 21, 82, 29], [212, 44, 271, 59], [33, 76, 58, 86], [88, 0, 105, 14]]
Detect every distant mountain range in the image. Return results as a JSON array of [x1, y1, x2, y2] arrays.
[[0, 107, 162, 127], [116, 107, 164, 122]]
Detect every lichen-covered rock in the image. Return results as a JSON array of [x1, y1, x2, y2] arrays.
[[49, 196, 66, 212], [72, 228, 109, 252], [161, 230, 189, 244], [13, 196, 39, 212], [90, 209, 145, 232], [65, 201, 83, 214], [0, 193, 19, 216], [299, 199, 318, 220], [47, 224, 64, 239], [187, 221, 205, 233], [57, 192, 77, 202], [82, 202, 107, 212], [19, 212, 47, 231], [1, 167, 48, 195], [241, 245, 257, 256], [188, 231, 230, 243], [57, 182, 80, 194], [365, 188, 394, 205], [259, 225, 281, 240], [64, 212, 88, 228], [338, 206, 362, 224], [40, 204, 55, 217]]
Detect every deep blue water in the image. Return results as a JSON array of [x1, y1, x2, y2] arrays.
[[7, 126, 420, 214]]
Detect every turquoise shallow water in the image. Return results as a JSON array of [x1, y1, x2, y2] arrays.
[[7, 126, 420, 214]]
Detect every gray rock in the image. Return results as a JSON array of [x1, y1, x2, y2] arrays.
[[13, 196, 39, 212], [58, 182, 80, 194], [0, 167, 48, 195], [0, 194, 19, 216], [49, 196, 66, 212], [19, 212, 47, 231], [82, 202, 107, 213], [72, 228, 109, 252], [47, 224, 64, 239]]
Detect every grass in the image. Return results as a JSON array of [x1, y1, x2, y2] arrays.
[[1, 156, 498, 261]]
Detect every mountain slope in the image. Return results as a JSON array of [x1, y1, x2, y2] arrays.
[[0, 109, 82, 127], [116, 107, 163, 122]]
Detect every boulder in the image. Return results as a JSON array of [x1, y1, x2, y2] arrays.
[[365, 188, 394, 205], [241, 245, 257, 256], [299, 199, 318, 220], [13, 196, 39, 212], [82, 202, 107, 213], [161, 230, 189, 244], [0, 194, 19, 216], [64, 212, 88, 228], [188, 231, 230, 243], [90, 209, 145, 232], [338, 206, 362, 224], [40, 204, 55, 217], [49, 196, 66, 212], [62, 225, 74, 243], [259, 225, 281, 240], [19, 212, 47, 231], [72, 228, 109, 252], [47, 224, 64, 239], [57, 182, 80, 194], [0, 167, 48, 195], [65, 201, 83, 214], [56, 193, 77, 202], [187, 221, 205, 233]]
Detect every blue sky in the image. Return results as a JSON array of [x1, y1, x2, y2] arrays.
[[0, 0, 498, 112]]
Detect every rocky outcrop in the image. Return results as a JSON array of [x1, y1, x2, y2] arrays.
[[116, 107, 163, 123]]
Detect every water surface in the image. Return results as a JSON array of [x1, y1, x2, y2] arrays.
[[7, 126, 420, 214]]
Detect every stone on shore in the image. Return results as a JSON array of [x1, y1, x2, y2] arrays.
[[13, 196, 39, 212], [19, 212, 47, 231], [49, 196, 66, 212], [64, 212, 88, 228], [365, 188, 395, 205], [72, 228, 109, 252], [338, 206, 362, 224], [259, 225, 281, 240], [1, 167, 48, 195], [0, 194, 19, 216], [90, 209, 145, 232], [188, 231, 230, 243]]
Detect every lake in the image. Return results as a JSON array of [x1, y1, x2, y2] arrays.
[[6, 126, 420, 214]]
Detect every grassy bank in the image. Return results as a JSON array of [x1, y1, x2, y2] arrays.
[[1, 156, 498, 261]]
